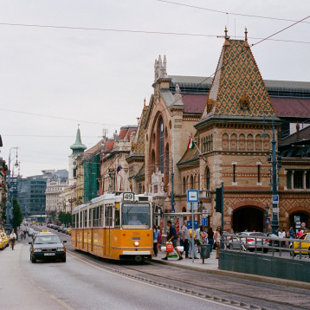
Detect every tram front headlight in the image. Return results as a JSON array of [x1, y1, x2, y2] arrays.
[[134, 241, 139, 247]]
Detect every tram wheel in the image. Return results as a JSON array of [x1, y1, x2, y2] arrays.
[[134, 255, 143, 263]]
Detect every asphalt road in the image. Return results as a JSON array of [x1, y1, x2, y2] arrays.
[[0, 239, 239, 310]]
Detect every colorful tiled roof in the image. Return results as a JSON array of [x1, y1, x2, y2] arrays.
[[132, 104, 148, 155], [200, 38, 277, 120]]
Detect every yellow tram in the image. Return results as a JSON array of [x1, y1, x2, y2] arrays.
[[71, 192, 153, 262]]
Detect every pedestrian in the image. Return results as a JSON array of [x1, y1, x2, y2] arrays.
[[188, 227, 199, 259], [214, 226, 221, 259], [208, 227, 214, 253], [196, 225, 207, 253], [157, 226, 162, 252], [162, 220, 182, 261], [181, 220, 189, 258], [153, 225, 159, 257], [278, 228, 286, 247], [9, 230, 17, 251], [296, 229, 303, 238], [288, 226, 295, 239]]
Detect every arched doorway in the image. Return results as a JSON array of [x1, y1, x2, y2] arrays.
[[233, 206, 264, 233], [289, 211, 309, 230]]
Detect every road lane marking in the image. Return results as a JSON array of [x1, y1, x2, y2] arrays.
[[67, 251, 242, 310], [19, 244, 74, 310]]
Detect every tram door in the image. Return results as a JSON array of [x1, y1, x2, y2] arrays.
[[105, 205, 113, 257]]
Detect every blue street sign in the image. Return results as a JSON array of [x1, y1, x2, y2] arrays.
[[202, 218, 208, 227], [187, 190, 199, 203], [187, 220, 198, 229], [272, 195, 279, 204], [266, 217, 270, 224]]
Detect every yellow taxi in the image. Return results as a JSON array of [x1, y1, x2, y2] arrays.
[[290, 232, 310, 257], [65, 227, 72, 236], [0, 232, 9, 249]]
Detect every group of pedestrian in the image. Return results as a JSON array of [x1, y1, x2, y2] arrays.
[[160, 219, 222, 260]]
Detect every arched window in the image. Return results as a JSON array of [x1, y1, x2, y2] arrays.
[[205, 167, 210, 190], [222, 133, 229, 151], [255, 134, 262, 151], [231, 134, 237, 151], [183, 177, 186, 194], [239, 134, 245, 151], [263, 134, 270, 151], [151, 150, 155, 175], [190, 175, 194, 189], [247, 134, 254, 151], [158, 118, 164, 173]]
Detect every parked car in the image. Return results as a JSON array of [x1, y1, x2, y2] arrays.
[[0, 232, 9, 248], [228, 232, 269, 253], [290, 233, 310, 257]]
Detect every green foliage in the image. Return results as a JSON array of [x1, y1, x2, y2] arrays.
[[58, 212, 72, 225], [12, 198, 23, 229]]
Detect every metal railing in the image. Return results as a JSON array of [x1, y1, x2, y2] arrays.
[[222, 233, 310, 260]]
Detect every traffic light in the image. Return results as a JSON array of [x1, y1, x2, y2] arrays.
[[215, 187, 222, 213]]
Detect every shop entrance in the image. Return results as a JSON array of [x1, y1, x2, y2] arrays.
[[289, 211, 309, 230], [233, 206, 264, 233]]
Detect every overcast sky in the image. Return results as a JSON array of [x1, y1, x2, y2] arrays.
[[0, 0, 309, 177]]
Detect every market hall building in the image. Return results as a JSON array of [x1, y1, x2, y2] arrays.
[[127, 28, 310, 233]]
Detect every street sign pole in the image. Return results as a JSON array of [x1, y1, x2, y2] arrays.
[[187, 190, 198, 263], [191, 202, 194, 263]]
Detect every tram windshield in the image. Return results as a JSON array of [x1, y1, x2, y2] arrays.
[[122, 203, 150, 228]]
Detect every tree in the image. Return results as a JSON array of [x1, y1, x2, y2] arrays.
[[12, 198, 23, 230], [58, 212, 72, 226]]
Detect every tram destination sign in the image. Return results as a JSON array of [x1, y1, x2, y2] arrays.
[[122, 192, 134, 201]]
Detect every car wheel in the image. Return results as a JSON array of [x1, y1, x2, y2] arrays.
[[290, 251, 296, 257], [31, 255, 36, 263], [62, 256, 66, 263], [308, 247, 310, 258], [263, 248, 268, 253]]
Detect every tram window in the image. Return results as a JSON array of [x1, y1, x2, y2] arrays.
[[100, 205, 104, 227], [92, 207, 99, 227], [115, 209, 120, 228], [79, 212, 82, 228], [84, 210, 87, 228], [105, 205, 113, 227], [122, 203, 150, 228]]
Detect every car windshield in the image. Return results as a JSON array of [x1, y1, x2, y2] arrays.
[[34, 235, 61, 244], [122, 203, 150, 228]]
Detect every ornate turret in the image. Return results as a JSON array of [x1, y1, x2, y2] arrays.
[[70, 125, 87, 155]]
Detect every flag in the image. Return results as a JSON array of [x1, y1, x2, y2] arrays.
[[187, 136, 195, 149], [117, 165, 122, 173]]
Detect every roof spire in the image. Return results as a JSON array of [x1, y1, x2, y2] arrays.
[[224, 26, 228, 39], [245, 27, 248, 41], [70, 125, 87, 154]]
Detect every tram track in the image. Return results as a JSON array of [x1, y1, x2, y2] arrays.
[[67, 247, 310, 310]]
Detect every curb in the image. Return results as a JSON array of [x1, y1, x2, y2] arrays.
[[151, 258, 310, 290]]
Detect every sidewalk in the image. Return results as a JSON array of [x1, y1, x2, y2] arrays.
[[152, 247, 219, 271]]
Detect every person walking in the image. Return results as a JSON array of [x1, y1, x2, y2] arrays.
[[181, 220, 189, 258], [278, 228, 286, 247], [9, 230, 17, 251], [188, 227, 199, 259], [214, 226, 221, 259], [208, 227, 214, 253], [162, 220, 182, 261], [153, 225, 159, 257]]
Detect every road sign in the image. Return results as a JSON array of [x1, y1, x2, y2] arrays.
[[187, 190, 199, 203], [273, 207, 279, 214], [202, 218, 208, 227], [187, 220, 198, 229], [272, 195, 279, 204], [266, 217, 270, 224]]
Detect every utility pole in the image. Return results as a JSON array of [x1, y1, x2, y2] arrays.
[[171, 159, 175, 213], [271, 124, 279, 234]]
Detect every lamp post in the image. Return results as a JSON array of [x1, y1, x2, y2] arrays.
[[264, 204, 270, 233], [271, 124, 279, 234], [171, 159, 175, 213]]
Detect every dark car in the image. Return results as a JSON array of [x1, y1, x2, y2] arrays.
[[29, 232, 66, 263]]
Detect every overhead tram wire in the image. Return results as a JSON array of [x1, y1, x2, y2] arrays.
[[166, 14, 310, 107], [153, 0, 310, 25], [0, 22, 309, 45], [0, 107, 122, 127]]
